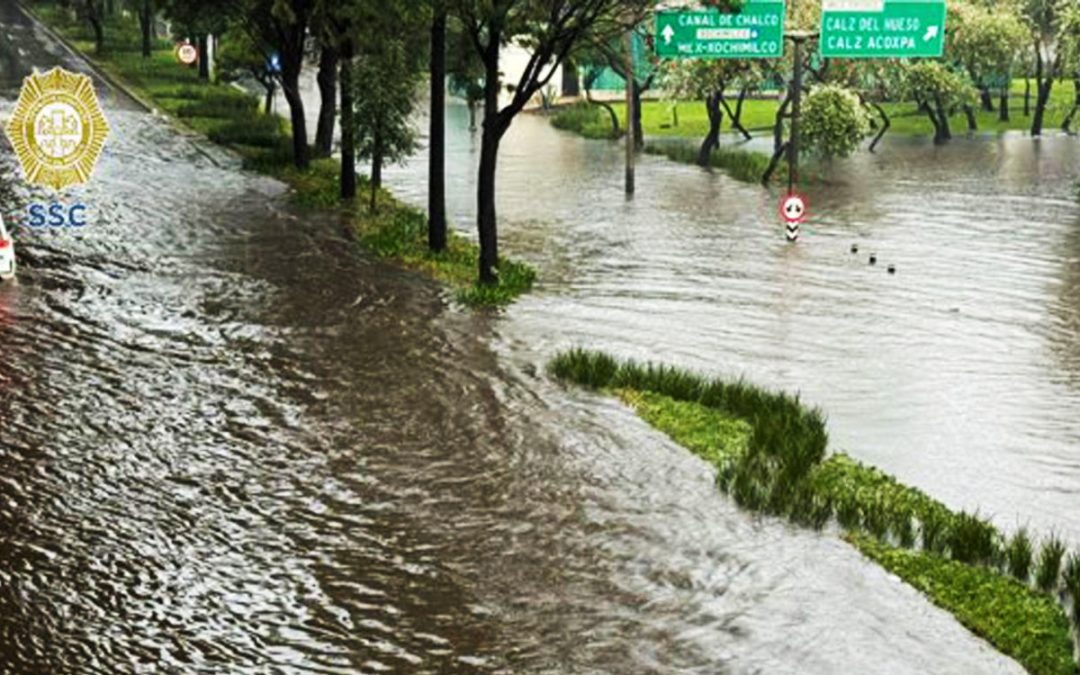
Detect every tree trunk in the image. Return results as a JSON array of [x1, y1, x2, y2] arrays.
[[979, 87, 994, 112], [631, 81, 644, 149], [585, 87, 619, 135], [339, 40, 356, 201], [697, 91, 723, 167], [932, 95, 951, 144], [720, 88, 752, 141], [281, 68, 309, 169], [999, 89, 1009, 122], [88, 10, 104, 53], [428, 9, 447, 252], [1067, 78, 1080, 133], [773, 95, 791, 153], [561, 59, 580, 97], [467, 101, 477, 132], [477, 34, 503, 285], [869, 101, 890, 152], [314, 46, 338, 159], [370, 137, 382, 213], [1031, 53, 1052, 137], [264, 80, 275, 115], [138, 0, 151, 58], [1024, 77, 1031, 117], [197, 35, 209, 80], [963, 104, 977, 132]]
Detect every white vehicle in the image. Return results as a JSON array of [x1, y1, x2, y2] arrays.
[[0, 214, 16, 281]]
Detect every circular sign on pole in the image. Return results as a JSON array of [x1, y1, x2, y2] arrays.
[[779, 192, 808, 242], [176, 42, 198, 66]]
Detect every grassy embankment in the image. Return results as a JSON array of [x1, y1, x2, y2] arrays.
[[550, 349, 1080, 675], [550, 80, 1079, 183], [31, 3, 533, 307]]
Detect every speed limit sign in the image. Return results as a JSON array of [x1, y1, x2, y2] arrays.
[[175, 42, 198, 66]]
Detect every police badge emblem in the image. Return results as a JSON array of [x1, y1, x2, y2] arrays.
[[5, 67, 110, 191]]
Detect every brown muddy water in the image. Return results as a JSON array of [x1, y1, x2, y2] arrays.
[[0, 1, 1068, 672]]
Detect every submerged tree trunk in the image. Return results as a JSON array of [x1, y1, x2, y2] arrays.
[[339, 40, 356, 201], [1031, 52, 1053, 137], [1024, 77, 1031, 116], [428, 8, 447, 252], [963, 104, 977, 132], [934, 97, 951, 143], [697, 91, 723, 167], [999, 89, 1010, 122], [869, 101, 890, 152]]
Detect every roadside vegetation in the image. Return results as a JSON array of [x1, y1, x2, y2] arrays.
[[30, 1, 535, 307], [549, 348, 1080, 675]]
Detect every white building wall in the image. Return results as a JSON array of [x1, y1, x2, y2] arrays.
[[498, 43, 566, 107]]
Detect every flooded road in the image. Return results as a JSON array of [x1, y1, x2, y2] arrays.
[[0, 2, 1051, 672], [388, 107, 1080, 546]]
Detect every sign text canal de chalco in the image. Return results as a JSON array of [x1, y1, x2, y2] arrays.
[[655, 1, 786, 59], [820, 0, 947, 58]]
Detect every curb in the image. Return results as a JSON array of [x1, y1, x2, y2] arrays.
[[16, 1, 155, 113]]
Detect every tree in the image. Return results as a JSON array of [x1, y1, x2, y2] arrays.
[[800, 84, 872, 158], [79, 0, 105, 53], [1023, 0, 1062, 135], [946, 1, 1029, 130], [577, 27, 658, 149], [663, 59, 761, 166], [447, 19, 485, 131], [429, 1, 448, 252], [904, 61, 977, 144], [452, 0, 648, 284], [352, 38, 421, 212], [138, 0, 154, 57], [313, 42, 339, 158], [1057, 0, 1080, 132]]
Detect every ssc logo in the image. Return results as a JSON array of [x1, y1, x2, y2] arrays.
[[4, 67, 110, 191]]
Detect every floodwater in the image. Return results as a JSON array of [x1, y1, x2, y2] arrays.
[[0, 0, 1066, 671]]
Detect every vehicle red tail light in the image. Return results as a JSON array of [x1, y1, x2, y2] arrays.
[[0, 240, 10, 249]]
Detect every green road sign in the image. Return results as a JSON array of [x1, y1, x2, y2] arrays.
[[820, 0, 947, 58], [655, 1, 786, 59]]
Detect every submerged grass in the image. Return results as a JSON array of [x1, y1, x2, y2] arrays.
[[642, 142, 777, 184], [1038, 536, 1068, 594], [550, 103, 620, 140], [850, 534, 1078, 675], [549, 348, 1080, 672], [33, 0, 534, 308]]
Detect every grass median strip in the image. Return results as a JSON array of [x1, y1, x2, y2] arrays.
[[31, 1, 534, 308], [549, 348, 1080, 675]]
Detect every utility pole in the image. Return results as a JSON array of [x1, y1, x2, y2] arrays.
[[624, 26, 635, 196]]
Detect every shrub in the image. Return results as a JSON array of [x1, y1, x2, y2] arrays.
[[801, 84, 872, 158], [1006, 528, 1034, 583], [1035, 536, 1067, 594], [947, 511, 998, 566]]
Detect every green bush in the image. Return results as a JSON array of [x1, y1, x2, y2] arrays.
[[1006, 528, 1035, 583], [643, 142, 775, 184], [801, 84, 872, 158], [1037, 536, 1067, 593], [947, 511, 999, 565]]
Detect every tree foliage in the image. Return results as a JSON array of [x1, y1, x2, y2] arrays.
[[800, 84, 872, 158]]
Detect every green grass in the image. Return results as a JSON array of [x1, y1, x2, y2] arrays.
[[1037, 536, 1068, 594], [31, 1, 534, 308], [1006, 528, 1035, 583], [550, 103, 620, 140], [643, 142, 776, 184], [598, 80, 1080, 143], [549, 348, 1080, 672], [850, 534, 1078, 675]]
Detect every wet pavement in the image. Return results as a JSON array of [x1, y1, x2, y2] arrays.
[[0, 0, 1063, 672]]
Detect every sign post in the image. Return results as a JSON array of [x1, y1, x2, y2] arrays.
[[655, 0, 786, 59], [820, 0, 946, 58]]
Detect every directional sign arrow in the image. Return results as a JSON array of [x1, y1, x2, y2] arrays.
[[662, 24, 675, 45], [923, 25, 939, 41]]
